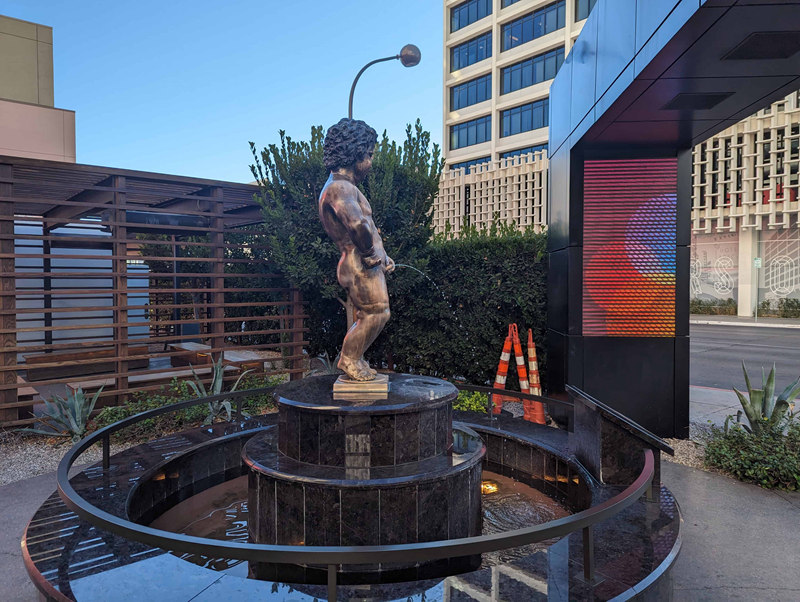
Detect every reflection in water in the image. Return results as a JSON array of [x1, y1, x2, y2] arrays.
[[150, 476, 250, 573], [481, 471, 569, 564], [151, 471, 568, 573]]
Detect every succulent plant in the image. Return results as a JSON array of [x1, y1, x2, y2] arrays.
[[308, 350, 342, 376], [188, 356, 253, 425], [18, 386, 104, 443], [732, 363, 800, 435]]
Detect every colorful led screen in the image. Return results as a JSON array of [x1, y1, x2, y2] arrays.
[[583, 158, 678, 337]]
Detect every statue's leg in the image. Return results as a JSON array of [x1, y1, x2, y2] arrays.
[[337, 255, 389, 381], [358, 306, 390, 359], [339, 307, 375, 381]]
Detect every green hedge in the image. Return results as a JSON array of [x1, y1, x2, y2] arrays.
[[704, 422, 800, 490], [690, 297, 737, 315], [365, 229, 548, 388], [758, 298, 800, 318]]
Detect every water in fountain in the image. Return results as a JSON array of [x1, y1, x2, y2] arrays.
[[151, 470, 569, 574]]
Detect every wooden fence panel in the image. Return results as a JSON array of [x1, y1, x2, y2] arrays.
[[0, 156, 307, 428]]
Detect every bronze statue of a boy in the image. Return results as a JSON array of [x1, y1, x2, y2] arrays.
[[319, 118, 394, 382]]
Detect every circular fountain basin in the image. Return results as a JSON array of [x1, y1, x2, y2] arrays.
[[150, 468, 569, 575], [243, 375, 486, 582], [23, 413, 681, 601]]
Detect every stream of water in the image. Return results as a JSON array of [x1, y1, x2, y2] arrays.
[[393, 263, 468, 335]]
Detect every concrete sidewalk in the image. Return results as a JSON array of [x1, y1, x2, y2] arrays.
[[663, 461, 800, 601], [690, 385, 741, 428], [691, 315, 800, 329], [0, 470, 62, 602]]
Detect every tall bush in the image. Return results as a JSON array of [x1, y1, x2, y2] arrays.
[[370, 224, 548, 387], [249, 121, 442, 357]]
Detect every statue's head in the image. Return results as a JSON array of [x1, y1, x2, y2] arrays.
[[323, 118, 378, 177]]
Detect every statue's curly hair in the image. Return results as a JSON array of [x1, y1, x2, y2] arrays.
[[323, 118, 378, 171]]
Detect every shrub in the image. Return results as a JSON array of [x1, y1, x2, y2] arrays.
[[249, 122, 442, 359], [704, 421, 800, 490], [778, 298, 800, 318], [235, 373, 283, 415], [689, 297, 736, 315], [90, 379, 203, 441], [453, 390, 489, 413], [89, 374, 282, 441], [371, 225, 547, 389]]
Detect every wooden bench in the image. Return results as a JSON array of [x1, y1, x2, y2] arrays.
[[168, 343, 284, 373], [24, 346, 149, 381], [222, 349, 284, 373], [168, 342, 213, 367], [17, 376, 38, 403], [67, 365, 236, 398]]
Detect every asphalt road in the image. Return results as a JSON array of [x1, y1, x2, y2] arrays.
[[691, 324, 800, 392]]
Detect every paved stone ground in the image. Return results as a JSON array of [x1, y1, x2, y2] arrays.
[[663, 461, 800, 602], [689, 385, 741, 428], [1, 470, 60, 602]]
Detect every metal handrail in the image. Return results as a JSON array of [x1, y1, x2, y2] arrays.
[[55, 384, 654, 601]]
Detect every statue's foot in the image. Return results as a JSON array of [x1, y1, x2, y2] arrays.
[[338, 355, 374, 381], [359, 358, 377, 376]]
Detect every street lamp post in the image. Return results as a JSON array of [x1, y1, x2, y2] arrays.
[[348, 44, 421, 119]]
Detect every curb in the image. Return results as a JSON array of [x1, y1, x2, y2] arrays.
[[690, 319, 800, 329]]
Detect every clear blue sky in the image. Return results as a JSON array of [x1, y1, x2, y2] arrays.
[[4, 0, 444, 183]]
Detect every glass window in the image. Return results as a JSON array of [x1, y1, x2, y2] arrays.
[[502, 0, 521, 7], [575, 0, 598, 21], [451, 0, 492, 33], [450, 74, 492, 111], [501, 99, 549, 137], [451, 32, 493, 71], [449, 156, 491, 173], [500, 144, 548, 159], [450, 115, 492, 149], [502, 2, 565, 51], [501, 47, 564, 94]]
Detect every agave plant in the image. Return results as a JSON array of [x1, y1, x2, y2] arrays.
[[18, 386, 104, 443], [309, 350, 342, 376], [188, 356, 253, 425], [732, 363, 800, 435]]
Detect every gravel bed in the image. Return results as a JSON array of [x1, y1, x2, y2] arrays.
[[663, 421, 713, 470], [0, 431, 126, 487]]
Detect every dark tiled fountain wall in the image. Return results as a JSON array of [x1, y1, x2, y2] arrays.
[[127, 431, 255, 525], [477, 428, 594, 512], [246, 462, 482, 547], [278, 403, 452, 467], [128, 425, 594, 533]]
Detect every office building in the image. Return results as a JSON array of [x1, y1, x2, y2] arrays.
[[0, 15, 75, 162], [437, 0, 800, 318]]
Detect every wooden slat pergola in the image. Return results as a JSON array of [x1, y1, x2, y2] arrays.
[[0, 155, 306, 428]]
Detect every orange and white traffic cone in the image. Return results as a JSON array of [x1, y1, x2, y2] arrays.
[[492, 326, 513, 414], [526, 328, 546, 424], [510, 324, 530, 396]]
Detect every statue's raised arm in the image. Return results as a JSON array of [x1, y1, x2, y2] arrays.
[[318, 118, 390, 382]]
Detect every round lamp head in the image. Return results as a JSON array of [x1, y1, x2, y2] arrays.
[[399, 44, 421, 67]]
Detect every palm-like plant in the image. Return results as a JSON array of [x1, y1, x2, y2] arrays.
[[187, 356, 253, 425], [732, 363, 800, 435], [18, 386, 103, 443]]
